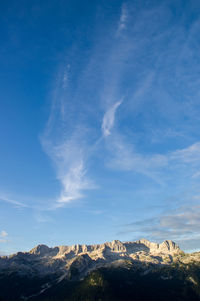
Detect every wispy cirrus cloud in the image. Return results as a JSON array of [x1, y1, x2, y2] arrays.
[[41, 1, 200, 223], [40, 3, 172, 209], [41, 132, 94, 208], [102, 100, 123, 137], [106, 128, 200, 184], [41, 65, 96, 208], [0, 194, 27, 208], [170, 142, 200, 164], [52, 142, 94, 206], [117, 3, 128, 35]]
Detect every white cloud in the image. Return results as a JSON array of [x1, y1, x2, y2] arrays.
[[102, 100, 122, 137], [57, 160, 93, 205], [119, 203, 200, 251], [0, 230, 8, 237], [117, 3, 128, 34], [42, 133, 95, 208], [41, 66, 96, 208], [0, 230, 8, 244]]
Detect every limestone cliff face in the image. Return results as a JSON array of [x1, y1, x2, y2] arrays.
[[10, 239, 180, 262], [0, 239, 182, 278]]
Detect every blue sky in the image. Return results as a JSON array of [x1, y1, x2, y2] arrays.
[[1, 0, 200, 254]]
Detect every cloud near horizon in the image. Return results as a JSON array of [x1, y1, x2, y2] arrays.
[[118, 202, 200, 252]]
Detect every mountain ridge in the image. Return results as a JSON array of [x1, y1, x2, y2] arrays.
[[0, 238, 182, 278], [27, 238, 180, 258]]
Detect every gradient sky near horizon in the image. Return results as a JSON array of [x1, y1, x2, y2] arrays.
[[1, 0, 200, 254]]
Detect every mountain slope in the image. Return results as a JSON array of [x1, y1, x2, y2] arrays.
[[0, 239, 200, 300]]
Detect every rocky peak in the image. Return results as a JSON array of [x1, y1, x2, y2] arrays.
[[30, 244, 49, 254], [30, 244, 55, 256], [159, 240, 180, 252]]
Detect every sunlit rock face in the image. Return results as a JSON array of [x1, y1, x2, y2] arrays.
[[134, 239, 180, 254], [0, 239, 181, 278]]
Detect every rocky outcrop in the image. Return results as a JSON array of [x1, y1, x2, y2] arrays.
[[135, 239, 180, 254]]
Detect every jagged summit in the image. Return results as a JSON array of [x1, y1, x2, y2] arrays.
[[30, 244, 59, 256], [27, 238, 180, 258], [0, 238, 183, 279]]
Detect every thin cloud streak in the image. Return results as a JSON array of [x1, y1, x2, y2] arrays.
[[170, 142, 200, 164], [0, 194, 27, 208], [102, 100, 123, 137], [117, 3, 128, 35]]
